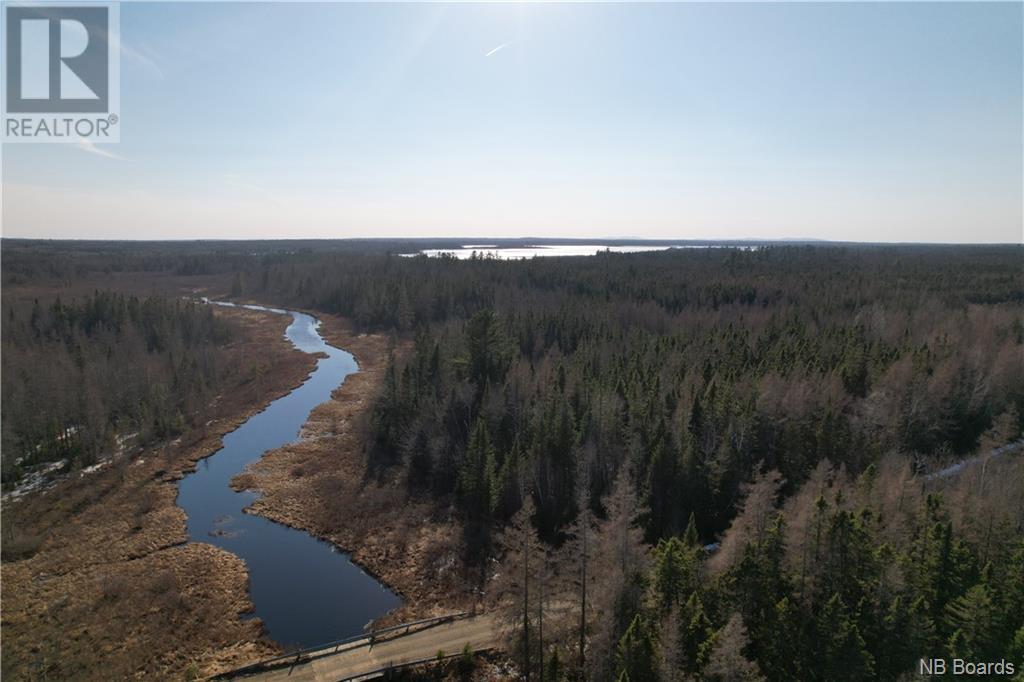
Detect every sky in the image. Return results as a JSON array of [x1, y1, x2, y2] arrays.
[[2, 1, 1022, 243]]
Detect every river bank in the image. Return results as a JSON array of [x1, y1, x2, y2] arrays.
[[229, 312, 474, 628], [1, 306, 315, 679], [2, 301, 477, 679], [178, 303, 402, 649]]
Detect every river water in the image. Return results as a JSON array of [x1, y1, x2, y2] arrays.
[[176, 302, 401, 650]]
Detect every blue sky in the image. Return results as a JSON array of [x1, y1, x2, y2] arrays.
[[2, 1, 1021, 242]]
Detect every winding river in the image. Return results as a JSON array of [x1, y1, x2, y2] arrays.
[[176, 302, 401, 650]]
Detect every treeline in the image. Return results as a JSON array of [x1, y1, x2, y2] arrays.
[[492, 455, 1024, 680], [1, 292, 234, 484], [3, 241, 1021, 677], [237, 244, 1023, 678], [288, 248, 1024, 538], [1, 238, 452, 284]]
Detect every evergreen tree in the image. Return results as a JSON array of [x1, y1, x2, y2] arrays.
[[813, 594, 875, 681], [616, 614, 659, 682], [459, 417, 496, 518], [944, 581, 1000, 661]]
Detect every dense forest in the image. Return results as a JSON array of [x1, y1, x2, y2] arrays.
[[2, 240, 1022, 679], [245, 244, 1023, 680], [1, 292, 235, 484]]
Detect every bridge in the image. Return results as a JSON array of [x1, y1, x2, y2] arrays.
[[214, 612, 502, 681]]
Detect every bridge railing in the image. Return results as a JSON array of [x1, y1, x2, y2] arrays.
[[336, 645, 496, 682], [212, 611, 471, 679]]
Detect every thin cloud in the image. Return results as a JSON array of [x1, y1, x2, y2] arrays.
[[92, 24, 164, 80], [76, 139, 126, 161], [121, 40, 165, 80], [485, 42, 511, 57]]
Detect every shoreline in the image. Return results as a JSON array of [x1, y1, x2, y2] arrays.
[[228, 310, 473, 634], [0, 305, 317, 679], [223, 304, 406, 600], [1, 299, 471, 679]]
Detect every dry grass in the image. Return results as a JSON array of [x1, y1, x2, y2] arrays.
[[1, 305, 316, 680], [229, 314, 474, 628], [1, 527, 44, 562], [2, 292, 477, 679]]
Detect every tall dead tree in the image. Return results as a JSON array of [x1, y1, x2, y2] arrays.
[[559, 463, 594, 674], [495, 496, 544, 680], [588, 471, 649, 680]]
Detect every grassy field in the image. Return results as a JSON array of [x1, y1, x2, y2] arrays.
[[1, 305, 315, 679]]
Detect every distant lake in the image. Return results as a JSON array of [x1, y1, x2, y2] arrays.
[[400, 244, 755, 259]]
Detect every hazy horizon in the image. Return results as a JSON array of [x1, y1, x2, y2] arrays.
[[13, 233, 1022, 245], [3, 235, 1023, 246], [2, 2, 1022, 244]]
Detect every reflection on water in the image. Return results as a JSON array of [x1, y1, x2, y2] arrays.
[[401, 244, 757, 259], [177, 302, 401, 650]]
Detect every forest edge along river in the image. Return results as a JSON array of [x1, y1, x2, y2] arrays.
[[176, 301, 401, 650]]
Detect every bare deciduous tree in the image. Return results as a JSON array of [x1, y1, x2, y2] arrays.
[[494, 496, 545, 680], [710, 466, 784, 575], [704, 613, 766, 682]]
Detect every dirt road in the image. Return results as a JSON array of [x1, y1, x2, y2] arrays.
[[231, 614, 501, 681]]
